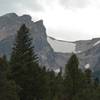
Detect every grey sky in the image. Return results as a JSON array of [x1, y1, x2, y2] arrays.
[[60, 0, 90, 8], [0, 0, 100, 41], [0, 0, 43, 14]]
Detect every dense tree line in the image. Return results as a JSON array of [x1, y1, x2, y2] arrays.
[[0, 24, 100, 100]]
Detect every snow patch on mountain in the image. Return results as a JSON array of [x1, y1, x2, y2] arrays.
[[54, 68, 60, 73], [76, 51, 82, 53], [93, 40, 100, 46], [84, 64, 90, 69], [47, 37, 76, 53]]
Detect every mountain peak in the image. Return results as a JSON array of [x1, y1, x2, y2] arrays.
[[20, 14, 32, 22], [2, 13, 18, 18], [35, 20, 43, 25]]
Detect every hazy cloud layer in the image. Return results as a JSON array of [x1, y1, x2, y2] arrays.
[[0, 0, 100, 41], [20, 0, 44, 11], [60, 0, 90, 9], [0, 0, 43, 15], [0, 0, 93, 15]]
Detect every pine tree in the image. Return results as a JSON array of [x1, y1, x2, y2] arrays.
[[54, 68, 64, 100], [46, 70, 56, 100], [64, 53, 82, 100], [84, 68, 93, 89], [0, 57, 19, 100], [73, 67, 100, 100], [10, 24, 40, 100], [94, 77, 99, 88]]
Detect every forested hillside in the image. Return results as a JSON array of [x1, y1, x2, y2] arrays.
[[0, 24, 100, 100]]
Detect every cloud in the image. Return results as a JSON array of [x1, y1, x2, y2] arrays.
[[59, 0, 90, 9], [0, 0, 44, 15], [19, 0, 44, 11], [0, 0, 100, 41]]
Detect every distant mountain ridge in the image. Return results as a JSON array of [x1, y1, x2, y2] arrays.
[[0, 13, 100, 76], [48, 36, 100, 71], [0, 13, 58, 70], [48, 36, 100, 53]]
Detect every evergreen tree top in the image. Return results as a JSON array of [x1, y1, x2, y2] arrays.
[[17, 24, 29, 34]]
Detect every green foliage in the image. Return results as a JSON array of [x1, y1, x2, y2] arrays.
[[73, 87, 100, 100], [64, 54, 83, 100], [0, 24, 99, 100], [0, 57, 19, 100], [10, 24, 42, 100], [54, 68, 64, 100], [84, 68, 92, 85]]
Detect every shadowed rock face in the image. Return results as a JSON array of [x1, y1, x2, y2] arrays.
[[48, 36, 100, 71], [0, 13, 59, 69], [0, 13, 100, 73]]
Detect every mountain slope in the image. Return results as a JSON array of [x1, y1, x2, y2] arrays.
[[0, 13, 100, 73], [47, 37, 76, 53], [0, 13, 59, 69], [47, 36, 100, 71]]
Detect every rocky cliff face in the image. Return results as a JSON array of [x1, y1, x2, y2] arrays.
[[48, 36, 100, 73], [0, 13, 59, 69], [0, 13, 100, 73]]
